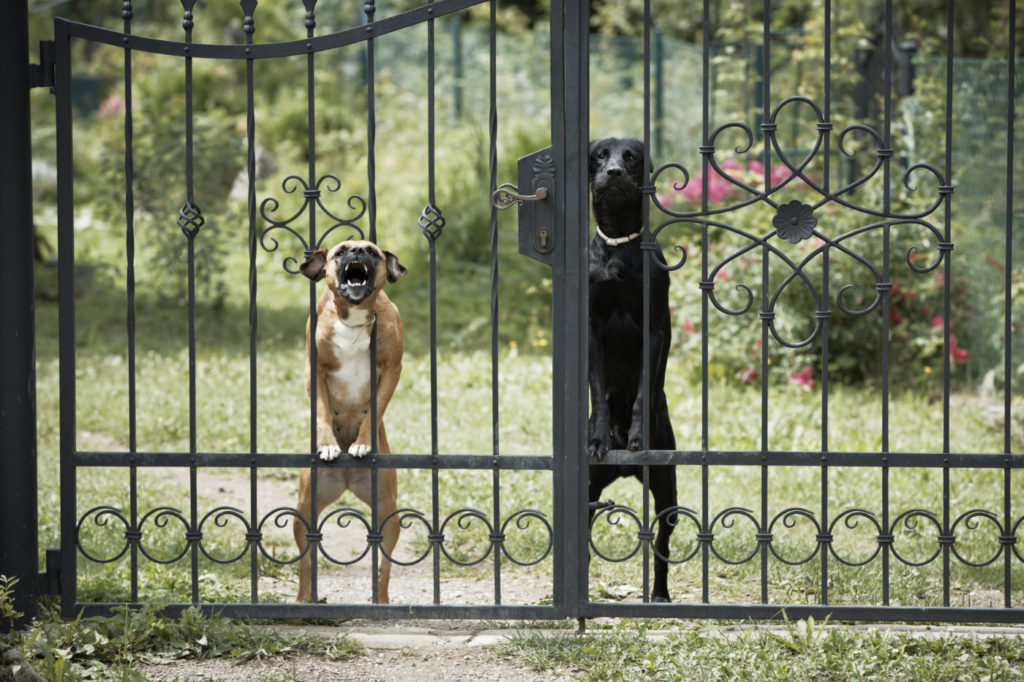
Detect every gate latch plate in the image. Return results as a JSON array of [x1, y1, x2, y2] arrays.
[[515, 147, 556, 266]]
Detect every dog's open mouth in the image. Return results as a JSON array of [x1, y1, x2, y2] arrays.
[[343, 261, 369, 287], [336, 258, 374, 303]]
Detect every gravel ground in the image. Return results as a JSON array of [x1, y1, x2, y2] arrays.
[[135, 642, 573, 682]]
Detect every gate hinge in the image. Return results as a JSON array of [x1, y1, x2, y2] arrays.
[[37, 548, 61, 595], [28, 40, 56, 90]]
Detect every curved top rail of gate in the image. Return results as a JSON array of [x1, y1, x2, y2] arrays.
[[55, 0, 484, 56]]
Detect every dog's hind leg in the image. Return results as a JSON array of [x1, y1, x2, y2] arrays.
[[649, 465, 677, 602], [294, 467, 347, 603], [349, 426, 400, 604]]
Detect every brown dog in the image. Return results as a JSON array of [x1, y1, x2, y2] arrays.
[[293, 240, 406, 604]]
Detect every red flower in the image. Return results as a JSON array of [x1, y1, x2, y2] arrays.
[[787, 364, 817, 389], [949, 334, 969, 364]]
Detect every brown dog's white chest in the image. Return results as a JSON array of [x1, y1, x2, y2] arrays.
[[319, 310, 380, 441]]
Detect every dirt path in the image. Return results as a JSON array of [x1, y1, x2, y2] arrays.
[[174, 468, 555, 608], [125, 470, 573, 679]]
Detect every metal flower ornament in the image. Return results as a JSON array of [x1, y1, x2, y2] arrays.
[[772, 199, 817, 244]]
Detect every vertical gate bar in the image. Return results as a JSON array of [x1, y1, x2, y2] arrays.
[[121, 0, 139, 605], [759, 0, 771, 606], [699, 0, 711, 605], [819, 0, 832, 607], [940, 0, 955, 608], [244, 0, 258, 605], [488, 0, 503, 605], [424, 0, 443, 607], [181, 1, 201, 606], [1003, 0, 1016, 609], [556, 0, 590, 619], [305, 0, 320, 606], [880, 0, 893, 609], [365, 0, 381, 605], [0, 0, 39, 624], [640, 0, 653, 605], [54, 20, 77, 618]]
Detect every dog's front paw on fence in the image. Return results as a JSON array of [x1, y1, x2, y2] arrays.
[[317, 444, 342, 461], [348, 442, 372, 458]]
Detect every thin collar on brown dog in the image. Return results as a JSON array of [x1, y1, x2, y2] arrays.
[[338, 313, 376, 341], [596, 226, 641, 246]]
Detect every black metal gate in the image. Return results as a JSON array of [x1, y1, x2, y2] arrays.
[[15, 0, 1024, 624]]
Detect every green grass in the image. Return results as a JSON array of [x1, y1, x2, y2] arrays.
[[3, 600, 361, 682], [495, 618, 1024, 681]]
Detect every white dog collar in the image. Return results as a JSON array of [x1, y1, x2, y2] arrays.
[[596, 226, 641, 246]]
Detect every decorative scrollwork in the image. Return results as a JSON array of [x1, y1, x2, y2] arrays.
[[418, 202, 446, 241], [378, 508, 432, 567], [828, 508, 883, 567], [648, 94, 952, 345], [136, 507, 191, 564], [196, 506, 250, 564], [653, 505, 701, 564], [259, 174, 366, 273], [888, 509, 943, 567], [439, 508, 495, 567], [708, 507, 762, 565], [499, 509, 554, 566], [589, 504, 644, 563], [949, 510, 1004, 568], [177, 200, 204, 238], [766, 507, 821, 566], [316, 506, 373, 566], [76, 506, 131, 564]]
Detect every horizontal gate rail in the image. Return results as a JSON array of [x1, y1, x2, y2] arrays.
[[593, 451, 1024, 469], [72, 603, 559, 621], [73, 453, 554, 470], [71, 451, 1024, 470]]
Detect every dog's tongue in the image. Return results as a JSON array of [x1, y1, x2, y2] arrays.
[[348, 274, 365, 285]]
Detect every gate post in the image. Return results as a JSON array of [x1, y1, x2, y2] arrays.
[[0, 0, 39, 627]]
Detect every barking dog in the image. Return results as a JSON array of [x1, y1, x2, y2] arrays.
[[587, 136, 678, 602], [293, 240, 406, 604]]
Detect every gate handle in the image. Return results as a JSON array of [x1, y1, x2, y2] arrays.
[[490, 183, 549, 210]]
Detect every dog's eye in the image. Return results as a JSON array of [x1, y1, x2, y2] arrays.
[[596, 149, 608, 159], [623, 151, 636, 162]]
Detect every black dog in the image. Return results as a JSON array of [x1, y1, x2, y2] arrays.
[[587, 136, 677, 602]]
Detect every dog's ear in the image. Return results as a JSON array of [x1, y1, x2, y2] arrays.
[[299, 249, 328, 281], [383, 250, 407, 283]]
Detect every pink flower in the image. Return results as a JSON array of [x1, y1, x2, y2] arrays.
[[739, 367, 757, 385], [930, 315, 945, 329], [770, 163, 792, 188], [99, 92, 123, 117], [949, 334, 969, 364], [787, 364, 817, 389], [683, 318, 695, 333]]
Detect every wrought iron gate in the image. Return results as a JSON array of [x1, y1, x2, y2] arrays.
[[34, 0, 1024, 624]]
